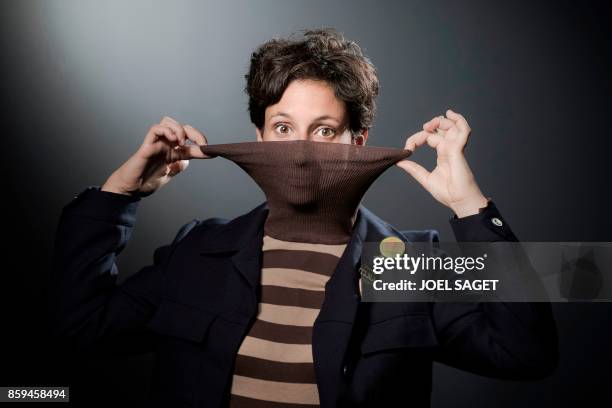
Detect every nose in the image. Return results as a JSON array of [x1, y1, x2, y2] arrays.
[[294, 132, 309, 141]]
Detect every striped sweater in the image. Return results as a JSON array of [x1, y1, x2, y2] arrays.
[[228, 234, 349, 407]]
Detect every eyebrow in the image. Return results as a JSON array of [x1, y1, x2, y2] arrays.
[[270, 112, 341, 124]]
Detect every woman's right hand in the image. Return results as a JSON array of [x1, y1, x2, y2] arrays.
[[101, 116, 213, 197]]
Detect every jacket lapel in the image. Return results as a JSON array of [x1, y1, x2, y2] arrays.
[[199, 201, 268, 291], [312, 205, 401, 407]]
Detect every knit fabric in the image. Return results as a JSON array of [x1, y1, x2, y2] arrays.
[[199, 140, 412, 406], [200, 140, 413, 244]]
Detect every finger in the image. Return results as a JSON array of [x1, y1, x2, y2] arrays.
[[160, 115, 180, 127], [149, 124, 178, 144], [396, 159, 430, 188], [445, 109, 471, 134], [430, 117, 456, 131], [183, 124, 208, 145], [166, 144, 210, 161], [160, 117, 186, 146], [186, 145, 211, 159], [426, 132, 444, 148], [183, 125, 212, 158], [422, 117, 437, 132], [423, 115, 445, 132], [404, 130, 444, 151], [404, 130, 428, 150]]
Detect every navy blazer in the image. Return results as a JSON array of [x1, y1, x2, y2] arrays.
[[48, 186, 558, 407]]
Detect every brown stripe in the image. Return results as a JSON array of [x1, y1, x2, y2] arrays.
[[229, 394, 319, 408], [248, 319, 313, 344], [261, 285, 325, 309], [263, 249, 341, 276], [233, 354, 317, 383]]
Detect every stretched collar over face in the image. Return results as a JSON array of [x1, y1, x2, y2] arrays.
[[200, 140, 412, 245]]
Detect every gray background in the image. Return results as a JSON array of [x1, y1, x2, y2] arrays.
[[2, 0, 611, 406]]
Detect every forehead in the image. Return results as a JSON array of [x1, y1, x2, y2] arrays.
[[266, 79, 347, 120]]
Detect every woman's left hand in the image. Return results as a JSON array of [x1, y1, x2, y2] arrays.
[[396, 109, 489, 218]]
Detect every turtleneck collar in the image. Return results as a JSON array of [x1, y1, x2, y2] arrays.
[[200, 140, 412, 244]]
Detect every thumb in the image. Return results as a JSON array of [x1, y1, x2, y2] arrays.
[[396, 159, 430, 189]]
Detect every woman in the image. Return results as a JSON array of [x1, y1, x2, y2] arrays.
[[49, 28, 557, 407]]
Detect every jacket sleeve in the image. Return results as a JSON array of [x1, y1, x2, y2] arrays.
[[428, 200, 559, 380], [46, 185, 200, 358]]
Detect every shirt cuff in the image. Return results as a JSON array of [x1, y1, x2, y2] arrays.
[[448, 199, 518, 242], [61, 185, 142, 227]]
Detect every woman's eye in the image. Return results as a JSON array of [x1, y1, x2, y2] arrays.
[[317, 127, 336, 138], [274, 124, 290, 134]]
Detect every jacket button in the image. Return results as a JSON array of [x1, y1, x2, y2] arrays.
[[343, 364, 349, 377], [491, 217, 503, 227]]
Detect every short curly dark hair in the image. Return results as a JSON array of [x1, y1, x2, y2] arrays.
[[245, 27, 379, 135]]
